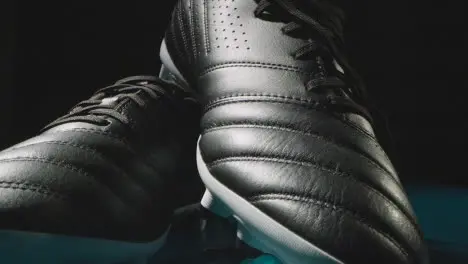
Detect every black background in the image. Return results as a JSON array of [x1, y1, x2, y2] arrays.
[[0, 1, 465, 186]]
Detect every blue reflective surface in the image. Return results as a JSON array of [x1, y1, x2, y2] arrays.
[[241, 255, 282, 264], [1, 186, 467, 263], [407, 185, 468, 247], [407, 185, 468, 263]]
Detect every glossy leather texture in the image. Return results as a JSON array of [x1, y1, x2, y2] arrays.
[[163, 0, 429, 263], [0, 76, 202, 243]]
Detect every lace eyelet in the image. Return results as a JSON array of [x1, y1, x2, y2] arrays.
[[280, 27, 287, 35], [98, 119, 112, 126]]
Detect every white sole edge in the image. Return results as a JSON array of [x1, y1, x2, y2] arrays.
[[196, 138, 343, 264]]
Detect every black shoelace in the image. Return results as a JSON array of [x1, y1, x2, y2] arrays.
[[254, 0, 372, 122], [42, 76, 187, 131], [254, 0, 403, 165]]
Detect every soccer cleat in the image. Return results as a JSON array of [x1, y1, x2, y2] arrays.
[[159, 0, 429, 263], [0, 76, 202, 264]]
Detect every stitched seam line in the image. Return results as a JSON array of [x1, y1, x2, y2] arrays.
[[203, 0, 210, 53], [200, 62, 313, 76], [0, 181, 66, 200], [205, 99, 376, 141], [7, 139, 162, 177], [205, 98, 322, 113], [7, 141, 103, 154], [204, 120, 379, 153], [45, 128, 131, 145], [177, 2, 190, 63], [5, 141, 120, 171], [0, 156, 133, 208], [1, 141, 163, 205], [249, 193, 409, 259], [204, 95, 376, 140], [203, 124, 395, 180], [169, 8, 186, 64], [189, 0, 198, 59], [208, 156, 420, 235], [206, 93, 324, 108], [0, 157, 100, 184]]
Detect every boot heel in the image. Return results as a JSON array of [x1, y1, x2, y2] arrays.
[[201, 189, 232, 218], [159, 40, 190, 91]]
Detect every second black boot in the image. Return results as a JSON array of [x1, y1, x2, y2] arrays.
[[0, 76, 202, 264]]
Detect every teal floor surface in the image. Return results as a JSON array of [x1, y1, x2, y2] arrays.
[[1, 186, 466, 263]]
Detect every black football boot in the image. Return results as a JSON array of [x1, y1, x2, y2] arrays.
[[0, 76, 202, 264], [159, 0, 429, 263]]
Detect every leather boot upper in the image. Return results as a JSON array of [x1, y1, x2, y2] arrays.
[[164, 0, 429, 263], [0, 76, 202, 242]]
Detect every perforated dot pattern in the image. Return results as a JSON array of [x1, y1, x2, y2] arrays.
[[210, 0, 250, 50]]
